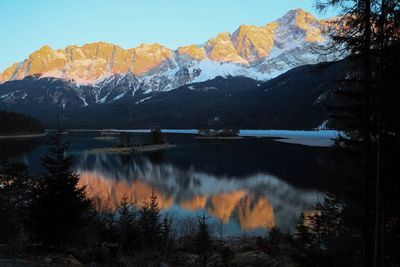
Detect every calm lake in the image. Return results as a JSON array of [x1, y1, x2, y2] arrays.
[[0, 130, 337, 237]]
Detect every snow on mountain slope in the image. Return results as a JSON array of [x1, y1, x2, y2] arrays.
[[0, 9, 337, 106]]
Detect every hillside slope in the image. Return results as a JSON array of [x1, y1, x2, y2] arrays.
[[53, 59, 350, 129], [0, 110, 44, 135]]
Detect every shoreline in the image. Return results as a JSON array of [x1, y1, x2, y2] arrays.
[[94, 136, 118, 141], [91, 143, 176, 154], [196, 136, 244, 140], [0, 133, 47, 139]]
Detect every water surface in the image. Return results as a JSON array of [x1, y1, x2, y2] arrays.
[[0, 131, 333, 237]]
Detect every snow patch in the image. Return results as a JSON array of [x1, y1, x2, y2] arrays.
[[0, 90, 21, 100], [191, 59, 266, 83], [97, 93, 110, 104], [79, 96, 88, 106], [135, 96, 152, 104], [113, 92, 126, 101]]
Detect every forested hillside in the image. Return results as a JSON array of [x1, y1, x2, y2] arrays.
[[0, 110, 44, 135]]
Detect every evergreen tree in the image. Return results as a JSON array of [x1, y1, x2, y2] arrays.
[[138, 189, 162, 251], [97, 207, 118, 243], [293, 195, 356, 266], [117, 194, 138, 252], [30, 130, 92, 247], [0, 161, 33, 243], [308, 204, 324, 258], [160, 215, 173, 260], [315, 0, 400, 265], [161, 216, 172, 248], [294, 213, 310, 244], [268, 226, 283, 258], [293, 213, 314, 266], [317, 193, 352, 263], [150, 128, 165, 144], [194, 213, 212, 267]]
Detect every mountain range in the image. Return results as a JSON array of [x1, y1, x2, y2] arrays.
[[0, 9, 343, 129]]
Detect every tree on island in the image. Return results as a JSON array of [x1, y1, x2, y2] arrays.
[[30, 130, 92, 247], [150, 128, 165, 144]]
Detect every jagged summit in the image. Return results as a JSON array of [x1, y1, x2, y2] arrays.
[[0, 9, 337, 106]]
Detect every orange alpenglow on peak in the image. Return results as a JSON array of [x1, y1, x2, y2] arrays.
[[177, 45, 206, 60], [285, 8, 325, 43], [205, 32, 249, 65], [131, 43, 174, 76], [232, 23, 278, 63], [0, 42, 177, 84], [0, 9, 333, 86], [1, 62, 22, 82]]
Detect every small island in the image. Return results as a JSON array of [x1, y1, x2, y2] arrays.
[[92, 129, 175, 153], [196, 129, 243, 140], [0, 110, 45, 139]]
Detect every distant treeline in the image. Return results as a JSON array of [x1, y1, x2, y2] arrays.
[[0, 110, 44, 135]]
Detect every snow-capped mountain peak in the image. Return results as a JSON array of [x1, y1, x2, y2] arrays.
[[0, 9, 337, 105]]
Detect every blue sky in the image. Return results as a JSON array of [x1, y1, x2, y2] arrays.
[[0, 0, 337, 70]]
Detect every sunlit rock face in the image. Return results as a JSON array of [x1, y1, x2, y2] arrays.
[[0, 8, 337, 101], [75, 152, 322, 234], [1, 42, 175, 85], [205, 32, 248, 65], [231, 23, 277, 63], [130, 43, 174, 76], [177, 45, 207, 61]]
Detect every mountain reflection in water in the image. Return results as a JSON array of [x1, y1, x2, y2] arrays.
[[75, 151, 322, 236], [1, 132, 329, 237]]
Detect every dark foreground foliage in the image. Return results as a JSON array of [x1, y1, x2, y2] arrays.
[[314, 0, 400, 266], [30, 131, 93, 247]]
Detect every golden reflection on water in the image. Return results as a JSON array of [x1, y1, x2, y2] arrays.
[[78, 171, 276, 230], [208, 191, 247, 223], [237, 193, 275, 229], [180, 195, 208, 211], [78, 171, 174, 210]]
